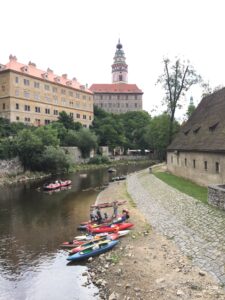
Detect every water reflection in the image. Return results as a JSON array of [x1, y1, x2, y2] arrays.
[[0, 162, 150, 300]]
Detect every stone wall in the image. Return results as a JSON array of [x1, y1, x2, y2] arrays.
[[0, 157, 23, 175], [208, 185, 225, 210]]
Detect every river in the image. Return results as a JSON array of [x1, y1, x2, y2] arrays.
[[0, 162, 150, 300]]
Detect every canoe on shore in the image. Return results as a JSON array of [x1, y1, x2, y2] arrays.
[[90, 200, 126, 209], [87, 222, 133, 234], [66, 240, 119, 261]]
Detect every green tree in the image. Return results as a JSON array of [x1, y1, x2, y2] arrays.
[[63, 129, 79, 146], [0, 137, 18, 159], [34, 126, 59, 147], [16, 129, 44, 170], [144, 113, 180, 160], [41, 146, 71, 173], [57, 111, 82, 130], [157, 57, 201, 143], [76, 129, 98, 158]]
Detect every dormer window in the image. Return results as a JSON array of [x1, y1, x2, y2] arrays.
[[80, 85, 85, 90], [21, 66, 28, 73], [209, 122, 219, 132], [42, 73, 48, 79], [193, 126, 201, 134], [184, 129, 190, 135], [0, 64, 6, 71], [66, 80, 72, 86], [54, 76, 60, 83]]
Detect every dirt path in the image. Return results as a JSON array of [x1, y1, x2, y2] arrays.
[[87, 179, 225, 300]]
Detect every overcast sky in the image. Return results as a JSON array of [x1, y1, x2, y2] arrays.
[[1, 0, 225, 120]]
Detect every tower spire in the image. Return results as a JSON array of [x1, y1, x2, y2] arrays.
[[112, 39, 128, 83]]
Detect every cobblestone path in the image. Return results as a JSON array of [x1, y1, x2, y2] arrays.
[[127, 169, 225, 284]]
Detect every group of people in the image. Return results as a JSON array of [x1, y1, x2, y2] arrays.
[[90, 201, 129, 225]]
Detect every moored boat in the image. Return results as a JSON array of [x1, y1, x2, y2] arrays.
[[66, 240, 119, 261], [43, 180, 72, 191], [87, 222, 133, 234]]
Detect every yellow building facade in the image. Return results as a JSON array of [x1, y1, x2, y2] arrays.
[[0, 56, 93, 127]]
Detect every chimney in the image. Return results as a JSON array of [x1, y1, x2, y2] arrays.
[[72, 77, 77, 81], [47, 67, 53, 73], [62, 74, 67, 79], [28, 61, 36, 67], [9, 55, 17, 61]]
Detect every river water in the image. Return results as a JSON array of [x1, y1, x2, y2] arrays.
[[0, 162, 150, 300]]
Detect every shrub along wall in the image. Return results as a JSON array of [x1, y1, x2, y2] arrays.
[[0, 157, 23, 175]]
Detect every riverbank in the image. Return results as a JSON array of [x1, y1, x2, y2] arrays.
[[86, 170, 225, 300], [0, 158, 154, 186]]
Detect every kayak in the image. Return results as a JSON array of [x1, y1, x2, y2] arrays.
[[69, 238, 113, 254], [90, 200, 126, 209], [77, 216, 125, 230], [67, 240, 119, 261], [43, 180, 72, 190], [61, 232, 118, 248], [87, 222, 133, 234]]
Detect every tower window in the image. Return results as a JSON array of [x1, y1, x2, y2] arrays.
[[119, 75, 123, 81]]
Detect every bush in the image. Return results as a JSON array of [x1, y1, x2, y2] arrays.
[[88, 155, 110, 165]]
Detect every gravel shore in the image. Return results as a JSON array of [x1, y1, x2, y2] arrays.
[[86, 168, 225, 300]]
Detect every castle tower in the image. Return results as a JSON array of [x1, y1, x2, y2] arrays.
[[111, 39, 128, 83]]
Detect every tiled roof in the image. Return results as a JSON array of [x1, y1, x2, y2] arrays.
[[89, 83, 143, 94], [168, 88, 225, 152], [0, 55, 92, 94]]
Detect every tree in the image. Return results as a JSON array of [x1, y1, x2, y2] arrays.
[[57, 111, 82, 130], [144, 113, 180, 160], [35, 126, 59, 147], [41, 146, 71, 173], [157, 57, 201, 143], [76, 129, 98, 158]]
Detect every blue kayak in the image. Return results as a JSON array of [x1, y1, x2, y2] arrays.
[[66, 240, 119, 261]]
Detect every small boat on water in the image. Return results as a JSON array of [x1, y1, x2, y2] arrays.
[[43, 180, 72, 191], [108, 167, 116, 173], [66, 240, 119, 261], [111, 176, 127, 182]]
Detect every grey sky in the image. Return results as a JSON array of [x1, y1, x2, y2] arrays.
[[2, 0, 225, 120]]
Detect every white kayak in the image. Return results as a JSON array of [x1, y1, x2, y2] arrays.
[[74, 230, 130, 241]]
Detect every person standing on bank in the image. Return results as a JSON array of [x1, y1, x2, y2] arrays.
[[112, 201, 118, 218], [96, 206, 103, 224]]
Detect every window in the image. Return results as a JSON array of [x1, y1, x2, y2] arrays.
[[53, 96, 58, 104], [69, 91, 73, 97], [76, 113, 80, 119], [34, 93, 40, 100], [52, 87, 57, 93], [24, 79, 29, 86], [76, 92, 80, 99], [25, 117, 30, 122], [34, 82, 40, 88], [24, 91, 30, 98], [171, 156, 173, 163], [16, 116, 20, 121], [135, 103, 138, 108], [185, 158, 187, 166], [209, 122, 219, 132], [44, 84, 50, 91], [15, 76, 19, 84], [45, 108, 50, 114], [15, 89, 19, 97], [82, 95, 86, 100], [45, 96, 51, 102], [83, 124, 87, 128], [35, 107, 41, 113], [119, 75, 123, 81], [83, 115, 87, 119], [61, 89, 66, 95], [70, 112, 73, 118], [193, 127, 201, 134], [24, 105, 30, 111], [216, 162, 220, 173], [204, 161, 208, 171], [184, 129, 190, 135], [16, 103, 19, 110], [61, 98, 66, 105], [45, 119, 50, 125], [35, 119, 41, 125], [117, 103, 120, 108], [89, 116, 92, 120], [53, 110, 58, 115], [3, 103, 5, 110], [193, 159, 196, 168], [2, 85, 5, 92]]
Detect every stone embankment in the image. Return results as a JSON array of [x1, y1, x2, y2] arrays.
[[127, 168, 225, 285]]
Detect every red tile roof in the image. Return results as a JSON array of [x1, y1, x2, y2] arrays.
[[89, 83, 143, 94], [0, 55, 92, 94]]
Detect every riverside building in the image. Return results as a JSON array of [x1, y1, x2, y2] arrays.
[[0, 55, 93, 127], [90, 40, 143, 113]]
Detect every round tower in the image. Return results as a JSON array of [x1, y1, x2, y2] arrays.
[[111, 39, 128, 83]]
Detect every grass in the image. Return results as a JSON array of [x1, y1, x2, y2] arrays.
[[154, 171, 208, 204]]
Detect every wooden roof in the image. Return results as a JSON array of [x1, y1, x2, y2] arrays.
[[168, 88, 225, 153]]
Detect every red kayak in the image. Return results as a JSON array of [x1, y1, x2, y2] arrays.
[[43, 180, 71, 191], [87, 222, 133, 234]]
